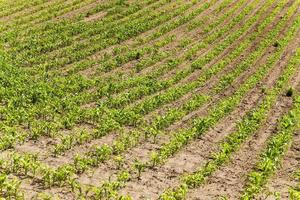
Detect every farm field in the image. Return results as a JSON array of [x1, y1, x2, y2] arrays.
[[0, 0, 300, 199]]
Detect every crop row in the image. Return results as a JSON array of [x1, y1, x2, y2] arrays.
[[1, 0, 299, 199], [0, 0, 49, 19], [241, 64, 300, 198], [65, 0, 243, 105], [1, 0, 106, 33], [63, 0, 222, 75], [289, 169, 300, 200], [0, 0, 268, 189], [9, 0, 184, 67], [95, 7, 300, 197], [0, 172, 23, 199], [0, 1, 290, 199], [0, 0, 246, 152], [49, 0, 264, 156], [159, 9, 300, 199], [35, 0, 242, 156], [5, 0, 155, 56]]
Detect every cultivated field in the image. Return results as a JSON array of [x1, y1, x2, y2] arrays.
[[0, 0, 299, 199]]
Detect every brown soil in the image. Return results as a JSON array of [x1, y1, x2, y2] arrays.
[[84, 11, 107, 22]]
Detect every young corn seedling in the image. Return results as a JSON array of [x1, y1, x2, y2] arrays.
[[133, 159, 145, 180]]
